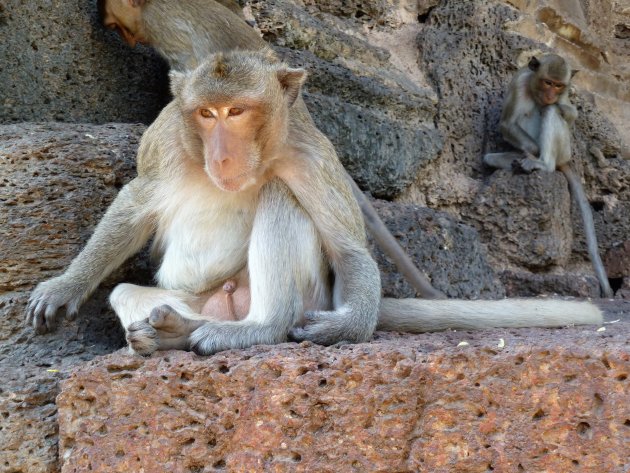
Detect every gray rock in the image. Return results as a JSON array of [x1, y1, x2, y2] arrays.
[[468, 170, 572, 270], [499, 270, 600, 299], [368, 200, 505, 299], [0, 1, 169, 124]]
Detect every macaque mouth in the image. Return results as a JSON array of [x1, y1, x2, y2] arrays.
[[211, 169, 255, 191]]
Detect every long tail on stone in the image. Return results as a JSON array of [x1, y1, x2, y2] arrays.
[[378, 298, 602, 332]]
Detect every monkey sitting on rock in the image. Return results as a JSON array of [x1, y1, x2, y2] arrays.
[[27, 50, 603, 356], [484, 54, 613, 298], [97, 0, 444, 300]]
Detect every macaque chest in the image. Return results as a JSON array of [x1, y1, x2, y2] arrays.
[[518, 104, 542, 140], [154, 189, 257, 293]]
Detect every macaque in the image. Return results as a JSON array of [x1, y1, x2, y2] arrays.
[[96, 0, 443, 300], [28, 51, 602, 356], [484, 54, 613, 298]]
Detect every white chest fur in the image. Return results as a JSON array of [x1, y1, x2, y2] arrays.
[[152, 173, 258, 293]]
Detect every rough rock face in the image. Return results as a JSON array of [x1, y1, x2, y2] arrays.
[[0, 122, 500, 472], [404, 0, 629, 293], [0, 123, 145, 473], [1, 0, 628, 293], [1, 0, 629, 471], [470, 171, 573, 270], [0, 0, 169, 124], [57, 311, 629, 473], [369, 201, 504, 299]]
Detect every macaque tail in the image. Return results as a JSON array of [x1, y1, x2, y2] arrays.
[[559, 164, 614, 298], [378, 298, 602, 332]]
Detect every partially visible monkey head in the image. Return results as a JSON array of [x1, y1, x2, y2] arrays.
[[98, 0, 148, 47], [170, 51, 307, 192], [527, 54, 574, 106]]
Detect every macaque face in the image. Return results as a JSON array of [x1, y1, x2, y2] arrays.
[[193, 102, 268, 192], [537, 76, 566, 105], [101, 0, 148, 48]]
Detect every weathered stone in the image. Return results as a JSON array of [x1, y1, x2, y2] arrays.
[[57, 304, 630, 473], [406, 0, 629, 290], [0, 123, 149, 473], [0, 370, 61, 473], [604, 240, 630, 279], [467, 170, 572, 270], [369, 201, 504, 299], [614, 277, 630, 300], [499, 270, 600, 298], [0, 0, 169, 124], [306, 93, 441, 198]]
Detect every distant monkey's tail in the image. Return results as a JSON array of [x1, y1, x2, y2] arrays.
[[559, 164, 614, 298], [377, 298, 602, 332]]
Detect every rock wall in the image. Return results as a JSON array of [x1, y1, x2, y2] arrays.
[[0, 123, 500, 472], [57, 321, 630, 473], [1, 0, 628, 294]]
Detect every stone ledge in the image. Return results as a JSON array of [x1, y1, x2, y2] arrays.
[[58, 309, 629, 473]]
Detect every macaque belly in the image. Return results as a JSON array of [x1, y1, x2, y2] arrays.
[[154, 193, 256, 294]]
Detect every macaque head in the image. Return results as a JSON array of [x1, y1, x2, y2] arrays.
[[98, 0, 149, 48], [528, 54, 572, 106], [170, 51, 307, 192]]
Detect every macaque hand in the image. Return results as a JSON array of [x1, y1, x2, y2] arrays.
[[26, 275, 88, 334]]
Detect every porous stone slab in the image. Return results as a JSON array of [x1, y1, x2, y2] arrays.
[[58, 306, 630, 473], [369, 201, 504, 299], [469, 170, 572, 270]]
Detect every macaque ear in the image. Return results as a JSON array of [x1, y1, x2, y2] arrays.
[[169, 70, 188, 97], [276, 68, 307, 107], [528, 56, 541, 71], [571, 69, 579, 78]]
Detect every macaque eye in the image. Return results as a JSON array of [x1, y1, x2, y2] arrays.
[[543, 79, 553, 87], [228, 107, 244, 117], [199, 108, 215, 119]]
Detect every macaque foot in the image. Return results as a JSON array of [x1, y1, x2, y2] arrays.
[[126, 319, 158, 356], [289, 309, 373, 346], [126, 305, 206, 355], [519, 157, 545, 173]]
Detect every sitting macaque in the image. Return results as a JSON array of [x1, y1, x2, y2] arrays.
[[484, 54, 613, 298], [28, 51, 602, 356], [97, 0, 444, 300]]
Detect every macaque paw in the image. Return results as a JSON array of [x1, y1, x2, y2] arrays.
[[289, 309, 372, 346], [519, 157, 544, 173], [126, 319, 158, 356], [26, 276, 85, 334]]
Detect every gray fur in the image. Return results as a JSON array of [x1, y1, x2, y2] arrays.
[[483, 54, 613, 298]]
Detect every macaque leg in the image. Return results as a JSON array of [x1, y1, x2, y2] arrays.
[[110, 269, 252, 355], [483, 151, 525, 170], [188, 180, 331, 355]]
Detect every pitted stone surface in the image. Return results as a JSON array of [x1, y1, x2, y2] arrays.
[[57, 306, 630, 473]]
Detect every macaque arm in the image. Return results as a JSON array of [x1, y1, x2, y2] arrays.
[[499, 74, 540, 156], [280, 134, 382, 345], [189, 180, 331, 355], [346, 174, 445, 299], [556, 98, 577, 125], [27, 177, 155, 332]]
